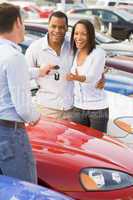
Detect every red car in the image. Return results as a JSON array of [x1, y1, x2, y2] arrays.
[[27, 117, 133, 200]]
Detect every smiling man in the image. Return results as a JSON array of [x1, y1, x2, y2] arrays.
[[25, 11, 75, 119]]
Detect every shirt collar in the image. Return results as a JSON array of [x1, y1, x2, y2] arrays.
[[42, 34, 50, 50], [41, 33, 69, 51], [0, 38, 22, 52]]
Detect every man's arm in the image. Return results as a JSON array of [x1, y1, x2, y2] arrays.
[[25, 45, 40, 79], [6, 53, 40, 123]]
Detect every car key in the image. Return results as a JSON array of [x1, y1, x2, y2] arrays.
[[54, 72, 60, 80]]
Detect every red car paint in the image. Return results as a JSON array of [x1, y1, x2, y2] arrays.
[[27, 117, 133, 200]]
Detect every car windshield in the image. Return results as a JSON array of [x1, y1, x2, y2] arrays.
[[114, 9, 133, 21], [74, 9, 133, 22], [96, 32, 118, 43]]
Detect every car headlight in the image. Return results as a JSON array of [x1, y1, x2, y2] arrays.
[[114, 117, 133, 134], [80, 168, 133, 191]]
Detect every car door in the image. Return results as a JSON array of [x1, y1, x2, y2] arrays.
[[93, 9, 127, 40]]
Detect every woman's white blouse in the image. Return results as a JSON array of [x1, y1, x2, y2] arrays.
[[71, 47, 108, 110]]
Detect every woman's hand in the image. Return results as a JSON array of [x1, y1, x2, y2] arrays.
[[66, 73, 76, 81], [66, 69, 86, 82]]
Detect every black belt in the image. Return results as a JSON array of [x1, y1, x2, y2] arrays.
[[0, 119, 25, 129]]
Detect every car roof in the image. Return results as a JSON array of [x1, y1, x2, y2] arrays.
[[70, 6, 122, 11], [96, 0, 133, 4], [25, 22, 48, 29], [70, 6, 133, 21]]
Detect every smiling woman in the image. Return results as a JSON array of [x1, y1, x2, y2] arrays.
[[67, 19, 109, 133]]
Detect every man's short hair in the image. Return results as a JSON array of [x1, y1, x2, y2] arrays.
[[49, 11, 68, 27], [0, 3, 21, 33]]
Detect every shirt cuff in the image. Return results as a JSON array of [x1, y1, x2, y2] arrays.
[[84, 76, 89, 83], [29, 68, 40, 79]]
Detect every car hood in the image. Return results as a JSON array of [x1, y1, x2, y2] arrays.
[[0, 175, 73, 200], [27, 117, 133, 174]]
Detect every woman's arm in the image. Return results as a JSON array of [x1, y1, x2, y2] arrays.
[[85, 48, 106, 84]]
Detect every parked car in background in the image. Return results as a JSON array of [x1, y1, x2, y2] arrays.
[[116, 5, 133, 15], [107, 91, 133, 148], [64, 3, 87, 14], [67, 6, 133, 40], [0, 175, 73, 200], [96, 31, 133, 56], [105, 55, 133, 96], [106, 55, 133, 73], [25, 23, 48, 38], [11, 1, 41, 19], [32, 5, 53, 18], [10, 1, 53, 18], [106, 75, 133, 95], [96, 0, 133, 6], [20, 7, 29, 20]]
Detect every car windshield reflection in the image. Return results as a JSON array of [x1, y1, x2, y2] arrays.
[[96, 32, 118, 43], [115, 9, 133, 21]]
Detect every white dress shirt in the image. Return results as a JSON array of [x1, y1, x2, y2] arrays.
[[71, 47, 108, 110], [0, 39, 40, 122], [25, 34, 74, 110]]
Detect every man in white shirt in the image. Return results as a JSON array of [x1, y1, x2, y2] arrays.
[[0, 3, 40, 183], [26, 11, 74, 119]]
